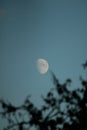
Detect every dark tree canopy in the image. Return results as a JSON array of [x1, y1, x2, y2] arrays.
[[0, 61, 87, 130]]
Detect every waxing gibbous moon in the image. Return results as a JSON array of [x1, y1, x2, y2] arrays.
[[37, 58, 49, 74]]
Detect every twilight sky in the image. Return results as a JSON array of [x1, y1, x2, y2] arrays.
[[0, 0, 87, 112]]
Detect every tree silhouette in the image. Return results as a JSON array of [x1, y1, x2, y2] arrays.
[[0, 61, 87, 130]]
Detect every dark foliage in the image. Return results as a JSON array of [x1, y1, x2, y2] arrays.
[[0, 61, 87, 130]]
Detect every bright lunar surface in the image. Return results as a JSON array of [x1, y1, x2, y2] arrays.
[[37, 59, 49, 74]]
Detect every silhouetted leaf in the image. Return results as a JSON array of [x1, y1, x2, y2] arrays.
[[82, 61, 87, 69], [56, 117, 63, 124], [47, 92, 53, 98]]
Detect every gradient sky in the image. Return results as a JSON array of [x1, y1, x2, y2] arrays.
[[0, 0, 87, 114]]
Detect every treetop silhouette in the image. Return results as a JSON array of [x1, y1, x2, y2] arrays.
[[0, 61, 87, 130]]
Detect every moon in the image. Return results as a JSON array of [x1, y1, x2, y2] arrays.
[[37, 58, 49, 74]]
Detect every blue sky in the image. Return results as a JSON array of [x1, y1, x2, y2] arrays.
[[0, 0, 87, 111]]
